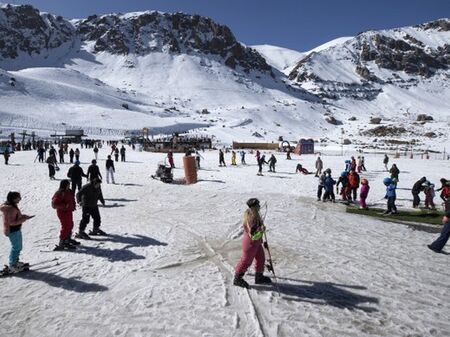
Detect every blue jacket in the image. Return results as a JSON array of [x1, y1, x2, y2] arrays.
[[324, 176, 336, 192], [386, 184, 396, 198]]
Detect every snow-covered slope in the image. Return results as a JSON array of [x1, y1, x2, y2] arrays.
[[251, 44, 305, 73]]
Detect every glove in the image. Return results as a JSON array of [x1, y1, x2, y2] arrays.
[[263, 241, 269, 249]]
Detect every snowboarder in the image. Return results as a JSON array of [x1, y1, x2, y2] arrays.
[[52, 180, 78, 250], [120, 145, 126, 162], [1, 192, 34, 273], [257, 155, 267, 176], [315, 156, 323, 177], [383, 177, 398, 215], [267, 154, 277, 172], [75, 148, 80, 161], [390, 164, 400, 182], [114, 148, 119, 162], [427, 211, 450, 253], [75, 178, 106, 239], [231, 151, 237, 166], [69, 148, 75, 164], [93, 146, 99, 160], [383, 154, 389, 171], [219, 149, 226, 167], [67, 160, 87, 194], [105, 155, 115, 184], [233, 198, 272, 288], [412, 177, 427, 208], [359, 178, 370, 209], [47, 155, 58, 180], [87, 159, 102, 182]]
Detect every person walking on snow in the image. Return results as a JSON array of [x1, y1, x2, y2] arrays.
[[383, 177, 398, 215], [436, 178, 450, 212], [315, 156, 323, 177], [361, 156, 367, 171], [69, 148, 75, 164], [46, 155, 58, 180], [67, 160, 87, 195], [317, 172, 326, 201], [3, 146, 10, 165], [323, 169, 336, 202], [268, 154, 277, 172], [359, 178, 370, 209], [383, 154, 389, 171], [257, 155, 268, 176], [120, 145, 126, 162], [240, 151, 246, 165], [75, 178, 106, 240], [87, 159, 102, 182], [255, 150, 260, 164], [428, 211, 450, 253], [93, 146, 99, 160], [233, 198, 272, 288], [52, 180, 79, 250], [106, 155, 115, 184], [114, 148, 119, 162], [75, 148, 80, 162], [412, 177, 427, 208], [219, 149, 226, 167], [195, 151, 203, 169], [390, 164, 400, 182], [357, 156, 363, 173], [58, 147, 65, 164], [1, 192, 34, 272], [231, 151, 237, 166], [167, 151, 175, 168]]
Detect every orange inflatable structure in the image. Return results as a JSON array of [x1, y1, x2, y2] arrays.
[[183, 155, 197, 184]]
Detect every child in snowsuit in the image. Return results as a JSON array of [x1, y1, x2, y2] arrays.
[[359, 178, 370, 209], [234, 198, 272, 288], [323, 169, 336, 202], [1, 192, 34, 272], [384, 177, 398, 214], [348, 170, 360, 201], [52, 180, 78, 250], [423, 182, 436, 210], [231, 151, 237, 166], [336, 171, 350, 201]]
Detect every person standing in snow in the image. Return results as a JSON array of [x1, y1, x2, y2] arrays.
[[359, 178, 370, 209], [257, 155, 268, 176], [219, 149, 226, 167], [255, 150, 260, 164], [233, 198, 272, 288], [46, 155, 58, 180], [423, 181, 436, 210], [87, 159, 102, 182], [286, 148, 291, 160], [231, 151, 237, 166], [412, 177, 427, 208], [52, 180, 78, 250], [361, 156, 367, 171], [75, 178, 106, 239], [3, 146, 10, 165], [105, 155, 115, 184], [336, 171, 350, 202], [317, 172, 326, 201], [75, 148, 80, 162], [120, 145, 126, 162], [93, 146, 99, 161], [383, 177, 398, 215], [357, 156, 363, 173], [323, 169, 336, 202], [427, 212, 450, 253], [69, 148, 75, 164], [195, 151, 203, 169], [1, 192, 34, 272], [348, 169, 360, 202], [114, 148, 119, 162], [37, 146, 46, 163], [67, 160, 87, 195], [267, 154, 277, 172], [167, 151, 175, 168], [383, 154, 389, 171], [240, 151, 246, 165], [315, 156, 323, 177], [390, 164, 400, 182], [58, 146, 65, 164], [436, 178, 450, 212]]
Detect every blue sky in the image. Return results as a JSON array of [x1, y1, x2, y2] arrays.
[[13, 0, 450, 51]]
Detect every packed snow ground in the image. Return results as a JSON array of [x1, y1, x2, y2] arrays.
[[0, 146, 449, 337]]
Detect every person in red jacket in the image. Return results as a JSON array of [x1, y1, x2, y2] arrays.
[[348, 170, 360, 202], [52, 179, 78, 250]]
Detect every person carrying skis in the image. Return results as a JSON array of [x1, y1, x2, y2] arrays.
[[93, 146, 99, 160], [47, 155, 58, 180], [75, 148, 80, 161], [390, 164, 400, 182], [267, 154, 277, 172], [105, 155, 115, 184], [383, 154, 389, 171], [383, 177, 398, 215], [315, 156, 323, 177], [257, 154, 268, 176], [1, 192, 34, 273], [69, 148, 75, 164], [167, 151, 175, 168], [52, 180, 78, 250], [219, 149, 226, 167], [120, 145, 126, 162], [67, 160, 87, 194], [323, 169, 336, 202], [87, 159, 102, 182], [75, 178, 106, 239], [348, 169, 360, 202], [231, 151, 237, 166], [412, 177, 427, 208], [359, 178, 370, 209], [234, 198, 272, 288], [428, 211, 450, 253]]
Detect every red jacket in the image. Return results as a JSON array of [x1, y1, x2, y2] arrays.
[[52, 190, 76, 215], [348, 172, 360, 188]]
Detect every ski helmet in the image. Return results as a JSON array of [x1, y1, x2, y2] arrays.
[[341, 171, 348, 177], [247, 198, 260, 208], [75, 160, 80, 165], [383, 177, 392, 186]]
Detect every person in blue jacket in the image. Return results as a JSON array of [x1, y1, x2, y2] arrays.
[[383, 177, 398, 214], [323, 169, 336, 202]]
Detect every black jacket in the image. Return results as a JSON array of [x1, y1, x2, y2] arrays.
[[68, 165, 87, 181], [106, 159, 115, 171], [76, 183, 104, 208], [412, 177, 427, 193], [87, 164, 102, 181]]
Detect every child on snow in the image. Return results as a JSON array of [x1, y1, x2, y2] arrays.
[[423, 181, 436, 210], [323, 169, 336, 202], [383, 177, 398, 214], [359, 178, 370, 209], [52, 180, 78, 250], [1, 192, 34, 272], [234, 198, 272, 288]]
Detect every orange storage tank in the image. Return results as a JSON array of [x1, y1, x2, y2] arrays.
[[183, 155, 197, 184]]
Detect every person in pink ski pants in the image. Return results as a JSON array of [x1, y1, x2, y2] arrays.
[[234, 198, 272, 288], [359, 178, 370, 209]]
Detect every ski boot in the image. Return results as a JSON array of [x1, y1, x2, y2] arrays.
[[233, 273, 250, 289], [68, 236, 81, 245], [255, 273, 272, 284], [75, 231, 91, 240], [89, 228, 107, 236]]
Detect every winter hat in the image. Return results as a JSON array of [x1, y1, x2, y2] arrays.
[[75, 160, 80, 165], [92, 159, 97, 164], [247, 198, 260, 208], [361, 178, 368, 185]]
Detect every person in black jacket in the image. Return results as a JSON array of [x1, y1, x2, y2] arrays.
[[412, 177, 427, 208], [120, 146, 126, 162], [75, 178, 106, 239], [69, 148, 75, 164], [87, 159, 102, 182], [105, 155, 115, 184], [67, 160, 87, 194]]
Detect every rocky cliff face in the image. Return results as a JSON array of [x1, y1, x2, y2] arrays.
[[75, 12, 272, 73], [0, 4, 75, 60]]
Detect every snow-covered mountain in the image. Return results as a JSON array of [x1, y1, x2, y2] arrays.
[[0, 3, 449, 149]]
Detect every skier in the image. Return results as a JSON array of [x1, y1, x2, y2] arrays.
[[105, 155, 115, 184], [75, 148, 80, 162], [267, 154, 277, 172], [315, 156, 323, 177], [257, 155, 268, 176], [69, 148, 75, 164], [383, 154, 389, 171], [93, 146, 99, 160], [323, 169, 336, 202], [167, 151, 175, 168], [240, 151, 246, 165], [1, 192, 34, 273], [114, 148, 119, 162], [359, 178, 370, 209], [412, 177, 427, 208], [219, 149, 226, 167], [390, 164, 400, 182], [120, 145, 126, 162], [383, 177, 398, 215], [52, 180, 78, 250], [75, 178, 106, 239], [423, 181, 436, 210], [67, 160, 87, 194], [87, 159, 102, 182], [231, 151, 237, 166], [427, 211, 450, 253], [317, 172, 326, 201], [46, 155, 58, 180], [233, 198, 272, 288], [348, 170, 360, 201]]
